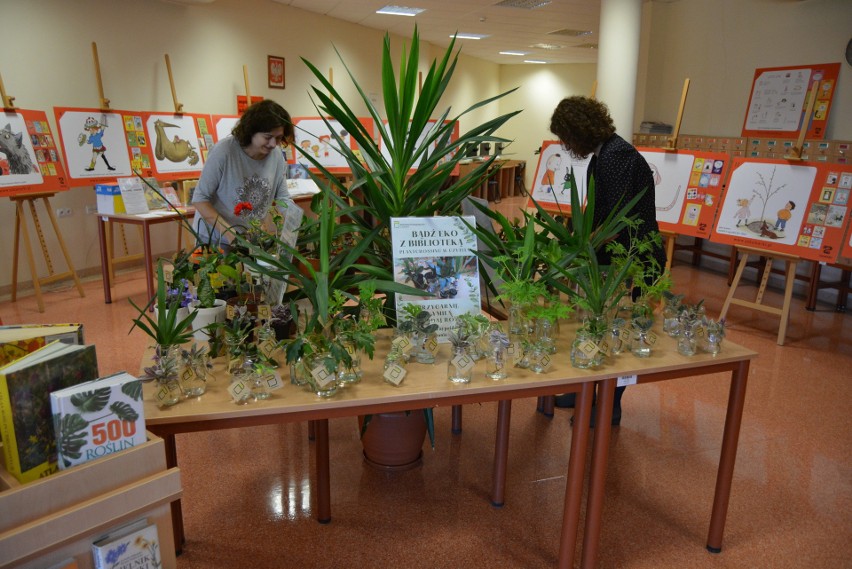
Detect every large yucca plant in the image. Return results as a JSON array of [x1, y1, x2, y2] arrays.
[[298, 27, 520, 280]]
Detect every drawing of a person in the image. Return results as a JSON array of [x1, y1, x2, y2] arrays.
[[773, 200, 795, 231], [540, 152, 561, 193], [78, 117, 115, 172], [734, 198, 751, 226], [318, 134, 331, 158]]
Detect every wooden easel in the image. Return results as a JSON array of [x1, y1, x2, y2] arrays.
[[11, 193, 86, 313], [720, 245, 799, 346], [657, 78, 691, 270], [783, 80, 819, 161]]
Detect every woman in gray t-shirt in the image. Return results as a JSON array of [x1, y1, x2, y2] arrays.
[[192, 100, 295, 247]]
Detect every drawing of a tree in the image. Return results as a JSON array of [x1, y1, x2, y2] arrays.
[[751, 166, 787, 222]]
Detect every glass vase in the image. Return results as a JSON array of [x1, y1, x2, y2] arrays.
[[289, 357, 308, 386], [250, 369, 274, 400], [151, 345, 182, 407], [662, 303, 681, 337], [570, 328, 603, 369], [179, 366, 207, 398], [702, 327, 724, 355], [485, 345, 509, 380], [508, 304, 528, 335], [631, 324, 654, 358], [529, 344, 552, 374], [414, 331, 438, 364], [337, 341, 362, 385], [229, 358, 255, 405], [304, 352, 339, 398], [677, 321, 698, 356], [534, 317, 557, 355], [447, 345, 474, 384], [607, 317, 628, 356]]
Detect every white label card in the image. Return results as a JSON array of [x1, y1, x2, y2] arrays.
[[451, 353, 475, 373], [392, 336, 413, 354], [538, 353, 553, 371], [646, 331, 659, 346], [425, 336, 440, 356], [265, 372, 285, 391], [162, 265, 174, 284], [226, 304, 235, 319], [383, 364, 408, 386], [227, 379, 250, 402], [257, 304, 272, 320], [155, 385, 171, 403], [310, 363, 337, 388], [577, 338, 600, 356], [617, 374, 638, 387], [618, 327, 631, 342], [598, 339, 611, 357]]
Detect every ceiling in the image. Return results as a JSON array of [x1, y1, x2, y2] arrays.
[[270, 0, 605, 65]]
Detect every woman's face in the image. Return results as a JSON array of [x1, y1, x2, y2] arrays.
[[245, 126, 286, 159]]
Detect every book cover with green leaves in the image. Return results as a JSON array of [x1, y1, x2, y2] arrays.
[[0, 341, 98, 483], [50, 371, 146, 470]]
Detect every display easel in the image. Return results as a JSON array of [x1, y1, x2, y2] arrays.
[[782, 80, 819, 161], [3, 71, 84, 312], [10, 193, 86, 312], [720, 245, 799, 345], [660, 78, 690, 270]]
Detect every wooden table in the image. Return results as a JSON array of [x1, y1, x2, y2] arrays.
[[143, 325, 756, 568]]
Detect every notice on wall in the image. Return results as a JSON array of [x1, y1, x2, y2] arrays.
[[391, 216, 481, 342], [741, 62, 840, 140], [710, 157, 851, 263]]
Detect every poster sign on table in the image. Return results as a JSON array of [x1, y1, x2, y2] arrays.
[[391, 216, 481, 342], [0, 109, 68, 197], [142, 112, 213, 180], [527, 140, 590, 213], [741, 62, 840, 140], [54, 107, 154, 187], [638, 148, 730, 238], [710, 157, 851, 263]]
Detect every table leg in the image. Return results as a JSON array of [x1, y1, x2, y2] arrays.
[[96, 215, 112, 304], [315, 418, 331, 524], [557, 381, 594, 569], [490, 399, 511, 507], [451, 405, 463, 434], [162, 433, 184, 553], [142, 222, 155, 302], [580, 378, 616, 569], [706, 360, 749, 552]]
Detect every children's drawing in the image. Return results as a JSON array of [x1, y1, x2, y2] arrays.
[[0, 115, 44, 188], [294, 118, 352, 170], [539, 152, 562, 192], [716, 162, 816, 245], [529, 141, 589, 210], [145, 114, 204, 174], [640, 150, 692, 224], [56, 110, 132, 178], [213, 116, 239, 142]]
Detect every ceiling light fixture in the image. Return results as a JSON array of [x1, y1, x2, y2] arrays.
[[454, 33, 489, 40], [376, 5, 425, 16], [495, 0, 552, 9], [499, 51, 528, 56], [529, 42, 564, 50], [524, 59, 547, 64]]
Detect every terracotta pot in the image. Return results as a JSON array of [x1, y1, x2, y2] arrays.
[[359, 411, 427, 471]]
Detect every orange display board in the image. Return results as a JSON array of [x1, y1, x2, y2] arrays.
[[54, 107, 154, 187], [294, 116, 376, 174], [526, 139, 590, 214], [141, 112, 214, 181], [639, 148, 730, 239], [710, 157, 851, 263], [0, 109, 69, 197], [741, 62, 840, 140]]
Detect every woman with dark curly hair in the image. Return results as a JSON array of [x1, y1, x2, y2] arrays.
[[550, 96, 666, 425], [192, 99, 295, 247]]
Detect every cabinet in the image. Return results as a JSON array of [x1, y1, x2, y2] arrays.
[[0, 432, 181, 569]]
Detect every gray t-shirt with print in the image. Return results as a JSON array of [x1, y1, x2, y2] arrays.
[[191, 135, 291, 245]]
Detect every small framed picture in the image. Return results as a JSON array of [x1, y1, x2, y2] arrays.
[[268, 55, 285, 89]]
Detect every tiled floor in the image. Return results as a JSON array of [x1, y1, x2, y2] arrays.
[[2, 231, 850, 568]]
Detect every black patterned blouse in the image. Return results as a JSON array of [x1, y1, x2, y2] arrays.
[[587, 133, 666, 271]]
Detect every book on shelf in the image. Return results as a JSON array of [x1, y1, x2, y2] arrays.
[[0, 323, 84, 366], [51, 371, 146, 470], [92, 519, 161, 569], [0, 341, 98, 483]]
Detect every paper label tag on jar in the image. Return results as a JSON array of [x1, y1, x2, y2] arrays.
[[257, 304, 272, 320], [345, 343, 357, 356], [646, 331, 658, 346], [598, 338, 611, 356], [617, 374, 637, 387], [577, 338, 600, 356], [383, 364, 407, 386], [226, 304, 235, 319], [264, 373, 285, 391], [392, 336, 413, 354], [227, 379, 250, 402], [310, 363, 337, 388], [507, 341, 522, 362], [163, 265, 174, 284], [425, 336, 440, 356], [694, 325, 706, 338], [155, 385, 172, 403], [451, 353, 475, 373], [538, 353, 553, 371], [259, 338, 278, 356], [618, 327, 631, 342]]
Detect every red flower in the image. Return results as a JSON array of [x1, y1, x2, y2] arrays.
[[234, 201, 253, 216]]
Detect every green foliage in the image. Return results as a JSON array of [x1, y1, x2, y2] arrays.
[[69, 387, 110, 413], [121, 380, 143, 401], [109, 401, 139, 422], [606, 223, 671, 303], [129, 264, 197, 346], [55, 413, 88, 464]]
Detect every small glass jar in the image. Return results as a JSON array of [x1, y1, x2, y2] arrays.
[[447, 345, 474, 384], [702, 326, 724, 355], [529, 344, 551, 374], [383, 347, 408, 387], [250, 368, 274, 401], [230, 358, 255, 405], [304, 352, 339, 398], [662, 303, 682, 337], [677, 321, 698, 356], [631, 318, 654, 358], [485, 345, 509, 380], [508, 304, 528, 335], [534, 317, 557, 355], [570, 329, 603, 369], [337, 341, 362, 385], [607, 317, 628, 356], [414, 331, 438, 364]]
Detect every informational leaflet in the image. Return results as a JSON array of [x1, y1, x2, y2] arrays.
[[391, 216, 481, 342]]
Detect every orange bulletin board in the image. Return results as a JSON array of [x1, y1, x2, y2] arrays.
[[0, 109, 69, 197], [639, 148, 730, 239], [527, 139, 591, 214], [54, 107, 154, 187], [293, 116, 375, 174], [710, 157, 851, 263], [741, 62, 840, 140], [838, 219, 852, 266]]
